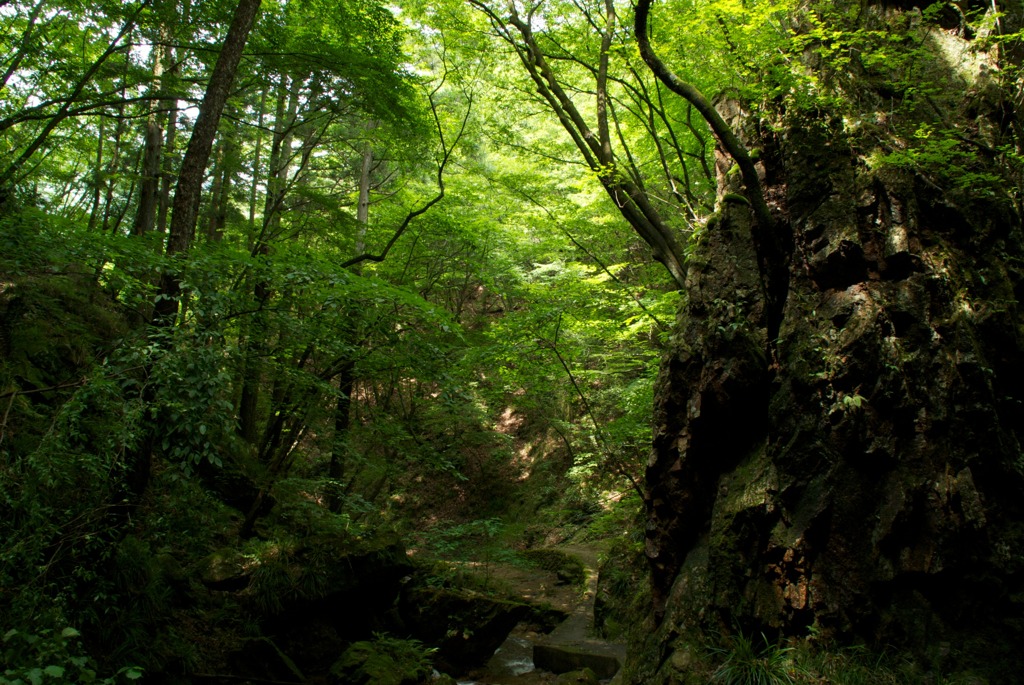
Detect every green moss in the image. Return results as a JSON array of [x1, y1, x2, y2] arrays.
[[722, 192, 751, 206]]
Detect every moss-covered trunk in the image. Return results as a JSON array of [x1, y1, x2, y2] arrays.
[[636, 7, 1024, 683]]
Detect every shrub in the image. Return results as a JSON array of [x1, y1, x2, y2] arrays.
[[330, 633, 435, 685]]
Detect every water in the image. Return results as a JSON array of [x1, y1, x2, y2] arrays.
[[458, 628, 553, 684], [488, 635, 536, 676]]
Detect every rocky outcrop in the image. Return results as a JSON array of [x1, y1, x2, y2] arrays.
[[634, 8, 1024, 683]]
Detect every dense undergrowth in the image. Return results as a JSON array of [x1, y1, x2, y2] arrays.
[[0, 203, 650, 682]]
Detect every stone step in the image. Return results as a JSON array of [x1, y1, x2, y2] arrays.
[[532, 637, 626, 680]]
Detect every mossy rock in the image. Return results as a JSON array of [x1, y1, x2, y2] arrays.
[[556, 667, 600, 684], [520, 549, 586, 587], [400, 584, 529, 672], [200, 548, 252, 591]]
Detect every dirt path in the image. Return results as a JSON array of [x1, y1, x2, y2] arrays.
[[457, 542, 624, 685]]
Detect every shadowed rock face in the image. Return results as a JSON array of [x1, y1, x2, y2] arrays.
[[399, 585, 532, 673], [636, 12, 1024, 683], [533, 642, 621, 679]]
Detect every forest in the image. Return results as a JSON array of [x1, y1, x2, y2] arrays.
[[1, 0, 1022, 683]]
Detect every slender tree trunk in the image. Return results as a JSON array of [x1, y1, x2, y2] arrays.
[[356, 145, 373, 231], [327, 138, 373, 511], [153, 0, 263, 325], [259, 73, 301, 243], [327, 361, 356, 512], [205, 136, 227, 241], [237, 334, 261, 445], [156, 49, 178, 239], [86, 118, 105, 232], [133, 40, 167, 236], [248, 88, 268, 231], [100, 103, 127, 234], [237, 75, 294, 446]]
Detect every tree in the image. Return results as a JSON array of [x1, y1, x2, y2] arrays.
[[468, 0, 712, 288], [153, 0, 263, 325], [629, 0, 1024, 681], [0, 1, 151, 198]]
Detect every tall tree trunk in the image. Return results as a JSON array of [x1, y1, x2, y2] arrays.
[[237, 74, 297, 446], [205, 132, 235, 242], [156, 75, 178, 238], [356, 144, 373, 232], [327, 139, 373, 511], [248, 88, 268, 231], [259, 73, 301, 243], [132, 38, 167, 236], [124, 0, 262, 498], [327, 361, 356, 512], [153, 0, 263, 325]]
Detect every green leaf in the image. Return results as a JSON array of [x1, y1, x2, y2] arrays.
[[42, 666, 64, 677]]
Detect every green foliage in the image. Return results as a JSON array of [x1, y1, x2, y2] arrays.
[[698, 637, 984, 685], [420, 517, 505, 559], [266, 477, 372, 537], [587, 490, 645, 542], [795, 644, 908, 685], [146, 330, 237, 470], [710, 633, 798, 685], [331, 633, 436, 685], [873, 124, 1005, 197], [0, 626, 142, 685], [245, 538, 337, 615], [255, 0, 419, 127]]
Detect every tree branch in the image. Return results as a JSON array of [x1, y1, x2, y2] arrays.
[[0, 0, 152, 188], [539, 328, 646, 501], [634, 0, 771, 233], [339, 89, 472, 269], [635, 0, 791, 339]]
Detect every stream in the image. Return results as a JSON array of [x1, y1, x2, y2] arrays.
[[454, 544, 624, 685], [458, 628, 554, 684]]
